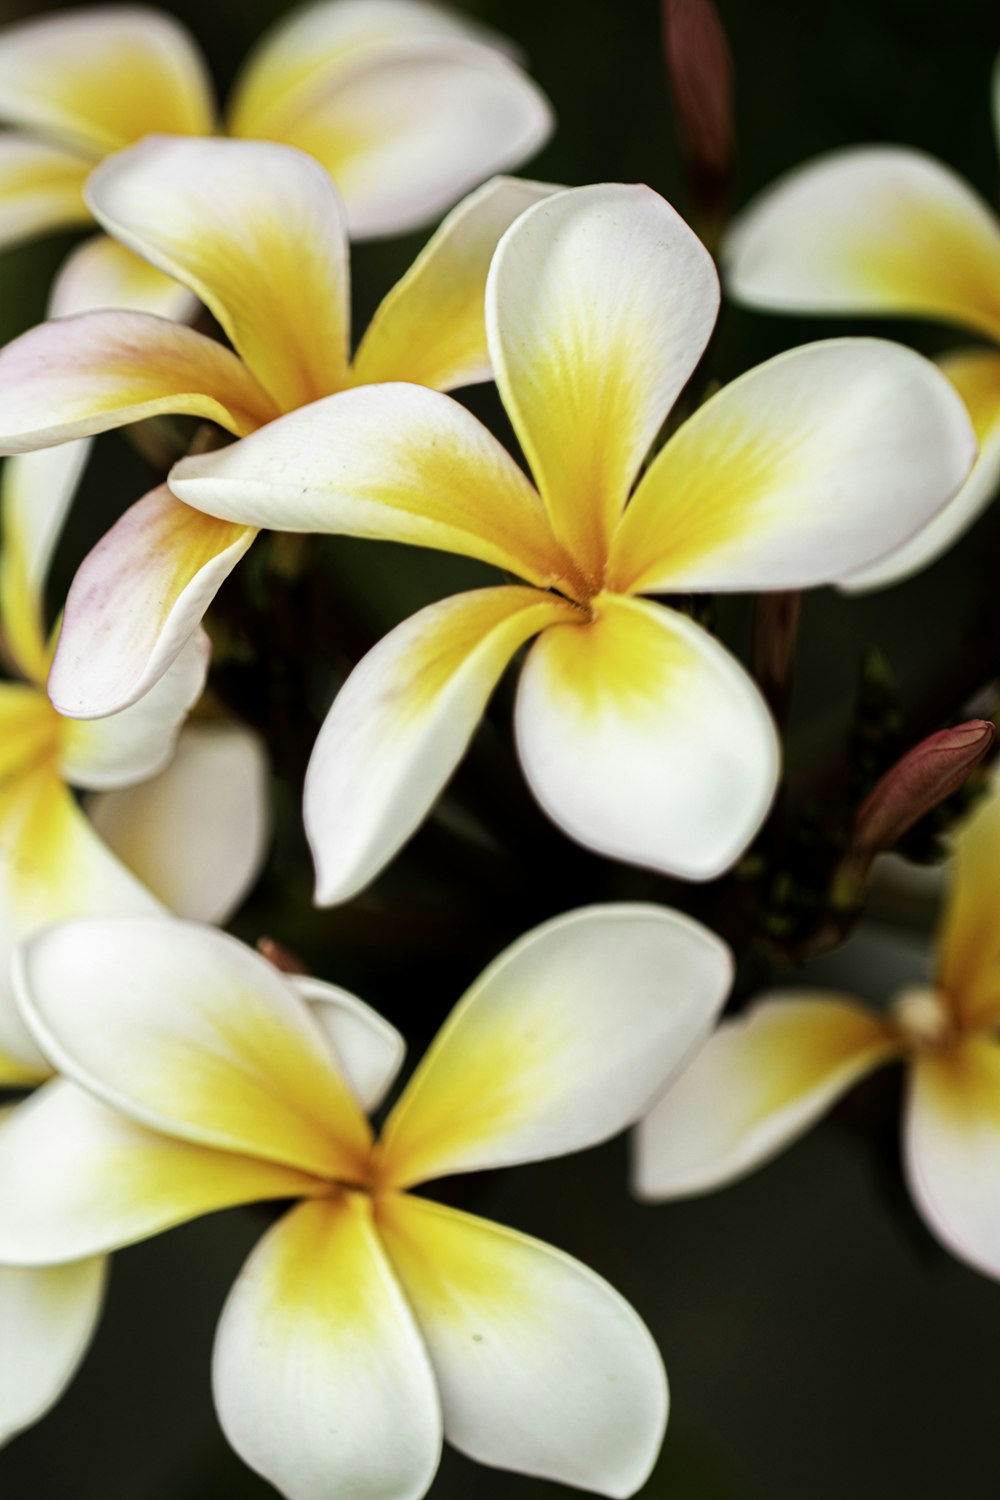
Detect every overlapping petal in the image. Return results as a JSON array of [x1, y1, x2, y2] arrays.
[[293, 977, 405, 1113], [0, 1252, 106, 1445], [515, 594, 779, 880], [0, 311, 277, 453], [49, 234, 198, 322], [87, 136, 351, 408], [609, 339, 977, 595], [305, 586, 579, 906], [841, 349, 1000, 590], [723, 147, 1000, 342], [634, 994, 900, 1199], [486, 183, 719, 579], [16, 916, 373, 1181], [0, 1080, 325, 1266], [48, 486, 254, 718], [905, 1036, 1000, 1279], [171, 383, 574, 588], [351, 175, 556, 391], [935, 784, 1000, 1029], [376, 904, 731, 1189], [378, 1193, 667, 1498], [87, 722, 269, 925], [213, 1195, 442, 1500], [57, 629, 209, 790], [0, 135, 89, 249]]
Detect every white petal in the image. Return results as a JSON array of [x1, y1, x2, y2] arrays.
[[377, 903, 732, 1188], [292, 976, 405, 1113], [213, 1195, 442, 1500], [515, 594, 779, 881], [0, 1254, 106, 1445], [49, 234, 198, 321], [87, 722, 270, 925]]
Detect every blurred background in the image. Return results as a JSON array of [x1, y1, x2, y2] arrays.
[[2, 0, 1000, 1495]]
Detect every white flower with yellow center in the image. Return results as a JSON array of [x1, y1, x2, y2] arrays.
[[0, 904, 731, 1499], [722, 55, 1000, 588], [0, 0, 551, 315], [0, 134, 555, 717], [636, 784, 1000, 1281], [162, 182, 977, 899]]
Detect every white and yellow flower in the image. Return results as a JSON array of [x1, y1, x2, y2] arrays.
[[0, 134, 554, 716], [0, 903, 732, 1497], [635, 782, 1000, 1281], [161, 183, 978, 899], [0, 436, 269, 1445], [722, 56, 1000, 587], [0, 0, 551, 312]]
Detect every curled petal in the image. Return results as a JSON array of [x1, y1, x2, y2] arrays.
[[293, 976, 405, 1114], [515, 594, 779, 880], [377, 903, 732, 1188], [378, 1193, 667, 1498]]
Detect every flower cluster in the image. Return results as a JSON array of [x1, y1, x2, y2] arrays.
[[0, 3, 997, 1497]]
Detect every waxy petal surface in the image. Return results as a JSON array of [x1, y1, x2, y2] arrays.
[[16, 916, 373, 1180], [487, 183, 719, 579], [87, 136, 351, 408], [634, 993, 899, 1199], [0, 134, 89, 249], [214, 1195, 442, 1500], [0, 1080, 325, 1266], [0, 310, 277, 453], [49, 233, 198, 322], [88, 722, 270, 925], [352, 174, 556, 391], [49, 485, 254, 717], [0, 7, 213, 156], [293, 977, 405, 1114], [906, 1036, 1000, 1280], [611, 339, 977, 595], [377, 904, 731, 1188], [0, 1252, 106, 1445], [724, 147, 1000, 342], [515, 594, 779, 880], [171, 383, 572, 589], [306, 586, 578, 906]]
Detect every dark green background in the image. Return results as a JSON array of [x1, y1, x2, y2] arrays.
[[2, 0, 1000, 1495]]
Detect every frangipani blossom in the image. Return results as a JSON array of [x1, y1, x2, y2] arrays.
[[0, 0, 551, 312], [170, 183, 977, 900], [0, 134, 555, 717], [723, 57, 1000, 588], [0, 439, 269, 1446], [0, 904, 733, 1498], [635, 782, 1000, 1282]]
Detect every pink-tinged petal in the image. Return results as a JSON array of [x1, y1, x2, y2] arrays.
[[305, 586, 578, 906], [841, 348, 1000, 591], [15, 915, 373, 1180], [57, 629, 209, 791], [0, 1080, 327, 1266], [378, 1193, 667, 1499], [634, 993, 900, 1199], [905, 1036, 1000, 1280], [0, 311, 277, 454], [87, 135, 351, 408], [724, 147, 1000, 342], [515, 593, 779, 881], [213, 1195, 442, 1500], [0, 134, 90, 250], [50, 233, 198, 321], [292, 976, 405, 1113], [377, 904, 732, 1189], [486, 183, 719, 582], [351, 175, 558, 392], [49, 485, 255, 718], [0, 7, 214, 156], [87, 722, 270, 925], [0, 1251, 106, 1445], [0, 442, 90, 685], [610, 339, 977, 595]]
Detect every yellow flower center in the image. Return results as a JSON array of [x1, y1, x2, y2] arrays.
[[891, 986, 955, 1052]]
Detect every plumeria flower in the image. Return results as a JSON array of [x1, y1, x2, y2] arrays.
[[635, 781, 1000, 1281], [0, 134, 554, 717], [0, 904, 732, 1498], [0, 434, 269, 1446], [0, 0, 551, 314], [722, 55, 1000, 589], [162, 183, 977, 900]]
